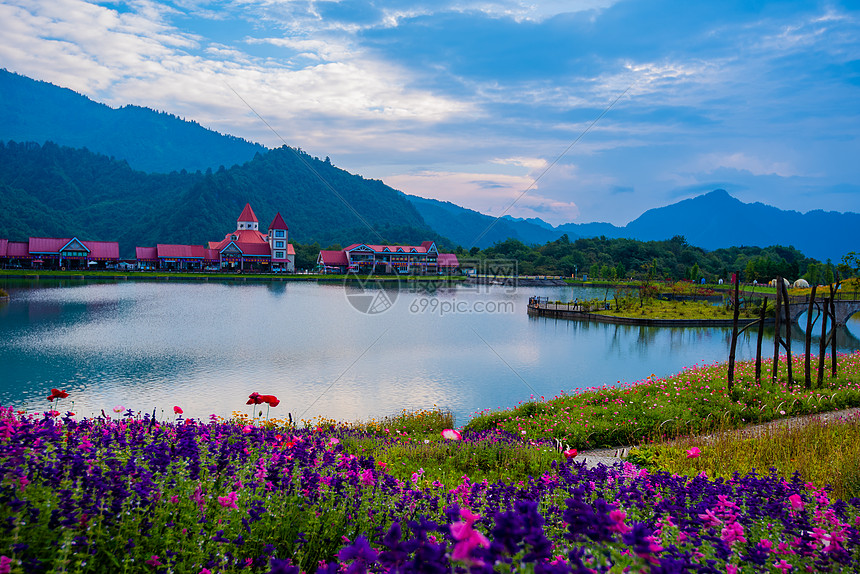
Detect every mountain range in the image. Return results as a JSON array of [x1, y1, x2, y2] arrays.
[[1, 68, 856, 261]]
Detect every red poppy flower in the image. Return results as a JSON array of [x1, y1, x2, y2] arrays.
[[259, 394, 280, 407], [173, 406, 183, 414], [246, 392, 263, 405], [47, 388, 69, 401]]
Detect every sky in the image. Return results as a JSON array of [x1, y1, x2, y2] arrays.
[[1, 0, 859, 226]]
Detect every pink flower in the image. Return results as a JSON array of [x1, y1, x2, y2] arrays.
[[608, 509, 630, 534], [442, 429, 462, 440], [686, 447, 701, 459], [721, 522, 746, 546], [563, 448, 578, 460], [113, 405, 124, 413], [726, 565, 738, 574], [788, 494, 804, 511], [0, 555, 12, 574], [360, 468, 376, 486], [773, 559, 793, 572], [450, 508, 490, 565], [146, 555, 162, 567], [217, 491, 238, 510], [173, 406, 183, 414]]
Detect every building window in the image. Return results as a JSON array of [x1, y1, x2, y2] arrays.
[[275, 251, 284, 258], [275, 230, 285, 238], [275, 241, 284, 248]]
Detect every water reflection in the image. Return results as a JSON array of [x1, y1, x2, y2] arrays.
[[1, 278, 858, 425]]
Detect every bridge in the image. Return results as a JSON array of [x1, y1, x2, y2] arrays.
[[750, 290, 860, 326], [783, 298, 860, 327]]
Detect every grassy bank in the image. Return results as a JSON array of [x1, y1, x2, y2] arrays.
[[0, 269, 466, 282], [591, 297, 759, 320], [464, 352, 860, 449]]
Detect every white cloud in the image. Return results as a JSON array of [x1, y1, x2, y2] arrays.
[[384, 169, 580, 224], [698, 152, 799, 178]]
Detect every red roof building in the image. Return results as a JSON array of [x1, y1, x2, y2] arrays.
[[132, 203, 294, 272], [316, 241, 456, 275]]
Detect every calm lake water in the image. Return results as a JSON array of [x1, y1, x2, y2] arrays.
[[1, 278, 858, 426]]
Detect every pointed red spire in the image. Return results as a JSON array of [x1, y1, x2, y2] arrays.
[[237, 203, 258, 223], [268, 212, 289, 231]]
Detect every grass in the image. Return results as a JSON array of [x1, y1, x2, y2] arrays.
[[464, 351, 860, 449], [0, 269, 466, 282], [592, 297, 760, 320], [233, 352, 860, 493], [627, 412, 860, 500]]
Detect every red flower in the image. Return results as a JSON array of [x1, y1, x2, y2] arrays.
[[173, 406, 183, 414], [259, 394, 280, 407], [563, 448, 578, 460], [246, 392, 263, 405], [47, 388, 69, 401]]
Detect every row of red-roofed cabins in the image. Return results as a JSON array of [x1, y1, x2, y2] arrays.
[[135, 245, 222, 271], [0, 237, 120, 269], [317, 242, 459, 275]]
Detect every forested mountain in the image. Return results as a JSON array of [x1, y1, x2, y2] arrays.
[[408, 189, 857, 260], [0, 69, 266, 173], [0, 141, 445, 257], [618, 189, 860, 262], [404, 194, 560, 249]]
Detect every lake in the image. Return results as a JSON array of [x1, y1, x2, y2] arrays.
[[1, 278, 858, 426]]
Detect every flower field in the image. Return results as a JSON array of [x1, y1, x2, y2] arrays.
[[2, 354, 860, 572]]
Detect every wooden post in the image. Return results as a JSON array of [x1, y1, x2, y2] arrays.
[[772, 277, 782, 384], [780, 280, 793, 390], [727, 272, 740, 392], [830, 275, 840, 377], [804, 285, 817, 389], [755, 297, 766, 384], [818, 292, 829, 387]]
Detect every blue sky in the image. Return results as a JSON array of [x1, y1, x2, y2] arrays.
[[1, 0, 858, 225]]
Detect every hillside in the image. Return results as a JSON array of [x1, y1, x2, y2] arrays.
[[0, 141, 445, 258], [0, 69, 266, 174], [404, 194, 560, 249], [622, 189, 860, 261]]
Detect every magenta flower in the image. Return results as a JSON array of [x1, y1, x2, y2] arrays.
[[686, 446, 701, 459], [609, 509, 631, 534], [145, 555, 162, 567], [218, 490, 238, 510], [441, 429, 462, 440], [788, 493, 804, 511], [360, 468, 376, 487], [0, 555, 12, 574], [721, 522, 746, 546], [450, 507, 490, 565]]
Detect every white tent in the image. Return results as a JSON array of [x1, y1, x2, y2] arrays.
[[792, 278, 810, 288]]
